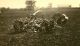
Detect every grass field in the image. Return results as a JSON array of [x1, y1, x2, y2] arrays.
[[0, 8, 80, 46]]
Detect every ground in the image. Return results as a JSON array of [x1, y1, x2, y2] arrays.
[[0, 8, 80, 46]]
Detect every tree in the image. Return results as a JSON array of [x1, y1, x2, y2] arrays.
[[25, 0, 36, 15]]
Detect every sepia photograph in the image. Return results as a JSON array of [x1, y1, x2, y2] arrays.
[[0, 0, 80, 46]]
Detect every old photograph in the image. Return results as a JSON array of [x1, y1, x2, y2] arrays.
[[0, 0, 80, 46]]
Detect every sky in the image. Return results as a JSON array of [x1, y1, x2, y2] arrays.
[[0, 0, 80, 8]]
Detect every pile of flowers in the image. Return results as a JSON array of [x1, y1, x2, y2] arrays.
[[10, 17, 57, 33], [10, 13, 68, 33]]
